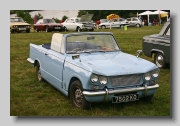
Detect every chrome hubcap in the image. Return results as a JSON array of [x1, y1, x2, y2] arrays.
[[38, 69, 42, 81], [156, 55, 163, 67], [74, 88, 83, 106]]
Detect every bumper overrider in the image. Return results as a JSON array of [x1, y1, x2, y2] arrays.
[[83, 84, 159, 102]]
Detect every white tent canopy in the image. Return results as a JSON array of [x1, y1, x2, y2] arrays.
[[138, 10, 169, 25], [138, 11, 153, 25]]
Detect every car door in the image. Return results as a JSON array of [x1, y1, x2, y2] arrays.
[[71, 19, 78, 30], [64, 19, 73, 30], [112, 19, 120, 28], [43, 50, 66, 88]]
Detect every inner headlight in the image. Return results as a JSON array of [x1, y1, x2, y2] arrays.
[[100, 76, 107, 85], [144, 72, 151, 81], [152, 69, 159, 78], [91, 74, 98, 83]]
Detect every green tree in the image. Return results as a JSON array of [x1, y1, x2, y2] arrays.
[[52, 17, 60, 23], [16, 10, 33, 24], [62, 15, 68, 21]]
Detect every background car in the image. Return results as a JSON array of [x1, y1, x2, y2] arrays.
[[96, 19, 108, 25], [98, 18, 129, 29], [126, 17, 142, 27], [61, 14, 94, 32], [142, 19, 170, 68], [33, 18, 63, 32], [10, 17, 31, 33]]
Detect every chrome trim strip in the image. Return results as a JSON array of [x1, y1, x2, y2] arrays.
[[27, 58, 34, 64], [83, 84, 159, 98]]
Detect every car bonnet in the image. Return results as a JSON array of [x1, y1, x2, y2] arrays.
[[68, 52, 157, 76], [80, 14, 94, 22]]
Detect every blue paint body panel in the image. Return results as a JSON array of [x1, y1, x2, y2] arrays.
[[27, 32, 160, 103]]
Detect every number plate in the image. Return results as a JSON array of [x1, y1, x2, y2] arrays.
[[19, 28, 26, 30], [55, 27, 61, 29], [112, 94, 139, 103]]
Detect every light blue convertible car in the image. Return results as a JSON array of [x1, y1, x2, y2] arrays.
[[27, 32, 160, 109]]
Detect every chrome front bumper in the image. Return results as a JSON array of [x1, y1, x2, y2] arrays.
[[83, 84, 159, 102]]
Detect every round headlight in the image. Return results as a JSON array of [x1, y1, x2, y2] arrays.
[[144, 72, 151, 81], [152, 69, 159, 78], [91, 74, 98, 83], [100, 76, 107, 85]]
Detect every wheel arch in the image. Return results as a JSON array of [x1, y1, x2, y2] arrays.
[[151, 49, 164, 57], [68, 77, 81, 98]]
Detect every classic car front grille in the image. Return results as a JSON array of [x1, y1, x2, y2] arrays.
[[17, 25, 27, 28], [110, 74, 141, 87], [84, 25, 93, 27]]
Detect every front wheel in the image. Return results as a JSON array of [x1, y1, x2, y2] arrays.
[[70, 80, 91, 109], [154, 52, 167, 68], [36, 62, 44, 82], [142, 94, 154, 101]]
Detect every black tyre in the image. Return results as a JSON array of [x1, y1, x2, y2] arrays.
[[136, 24, 140, 28], [70, 80, 91, 109], [154, 52, 167, 68], [77, 27, 81, 32], [90, 28, 94, 31], [26, 29, 30, 33], [36, 62, 43, 82], [34, 27, 39, 32], [142, 94, 154, 101], [45, 27, 49, 32], [101, 25, 106, 29], [64, 26, 68, 32]]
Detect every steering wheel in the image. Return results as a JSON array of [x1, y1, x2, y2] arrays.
[[72, 48, 83, 51]]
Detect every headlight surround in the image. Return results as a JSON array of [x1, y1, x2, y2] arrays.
[[144, 72, 151, 81], [100, 76, 107, 85], [91, 74, 98, 83], [152, 69, 159, 78]]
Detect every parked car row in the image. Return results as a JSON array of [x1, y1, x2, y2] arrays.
[[98, 17, 142, 29], [10, 15, 144, 33]]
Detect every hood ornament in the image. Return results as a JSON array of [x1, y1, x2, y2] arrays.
[[136, 50, 143, 58]]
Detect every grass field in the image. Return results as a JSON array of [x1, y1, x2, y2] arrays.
[[10, 25, 170, 116]]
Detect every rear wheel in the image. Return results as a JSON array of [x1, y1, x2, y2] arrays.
[[77, 27, 81, 32], [70, 80, 91, 109], [101, 25, 106, 29], [154, 52, 167, 68], [45, 27, 50, 32], [120, 25, 124, 28], [136, 24, 140, 28], [26, 29, 30, 33]]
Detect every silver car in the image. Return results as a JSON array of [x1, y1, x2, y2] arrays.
[[99, 18, 129, 29], [126, 17, 142, 27]]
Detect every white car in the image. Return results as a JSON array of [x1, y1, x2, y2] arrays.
[[126, 17, 142, 27], [98, 18, 129, 29], [61, 14, 94, 32]]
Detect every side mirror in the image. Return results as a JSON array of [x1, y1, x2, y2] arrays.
[[136, 50, 143, 58]]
